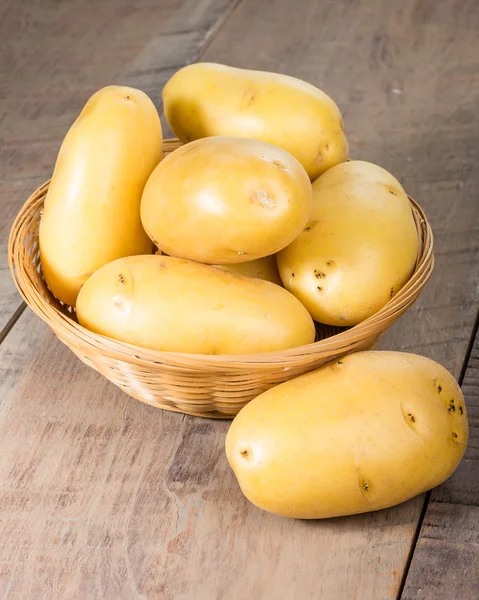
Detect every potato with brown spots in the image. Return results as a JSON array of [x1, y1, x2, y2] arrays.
[[163, 63, 348, 180], [141, 137, 312, 264], [277, 161, 418, 325], [226, 351, 468, 519], [76, 255, 315, 354]]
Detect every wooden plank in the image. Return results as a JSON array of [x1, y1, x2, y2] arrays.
[[401, 503, 479, 600], [0, 0, 478, 599], [401, 324, 479, 599], [0, 0, 239, 335]]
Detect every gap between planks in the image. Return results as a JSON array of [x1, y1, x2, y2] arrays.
[[0, 302, 26, 346]]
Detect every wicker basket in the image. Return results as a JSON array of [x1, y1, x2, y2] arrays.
[[8, 138, 434, 418]]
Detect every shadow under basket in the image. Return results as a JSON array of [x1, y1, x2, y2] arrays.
[[8, 138, 435, 418]]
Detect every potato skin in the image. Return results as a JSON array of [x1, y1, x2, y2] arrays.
[[156, 250, 283, 286], [39, 86, 162, 306], [154, 249, 282, 285], [214, 255, 282, 286], [163, 63, 348, 180], [277, 161, 418, 326], [226, 351, 468, 519], [76, 255, 315, 354], [141, 137, 312, 264]]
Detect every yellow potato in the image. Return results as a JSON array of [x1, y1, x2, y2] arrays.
[[277, 161, 418, 326], [226, 351, 468, 519], [214, 255, 282, 286], [76, 255, 315, 354], [141, 137, 312, 264], [155, 249, 283, 286], [39, 86, 162, 306], [155, 249, 282, 286], [163, 63, 348, 180]]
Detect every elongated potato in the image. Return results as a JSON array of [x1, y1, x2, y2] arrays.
[[40, 86, 162, 306], [226, 351, 468, 519], [163, 63, 348, 179], [76, 255, 315, 354], [214, 255, 282, 286], [277, 161, 418, 326], [141, 137, 312, 264]]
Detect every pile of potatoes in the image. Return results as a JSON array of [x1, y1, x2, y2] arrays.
[[38, 63, 467, 519]]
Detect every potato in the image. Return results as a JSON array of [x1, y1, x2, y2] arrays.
[[214, 255, 282, 286], [154, 249, 282, 285], [163, 63, 348, 180], [76, 255, 315, 354], [39, 86, 162, 306], [277, 161, 418, 326], [155, 249, 282, 285], [226, 351, 468, 519], [141, 137, 312, 264]]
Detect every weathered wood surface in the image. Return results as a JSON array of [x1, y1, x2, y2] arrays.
[[0, 0, 238, 334], [1, 0, 479, 599], [401, 325, 479, 599]]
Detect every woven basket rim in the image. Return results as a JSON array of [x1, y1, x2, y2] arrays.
[[8, 140, 434, 369]]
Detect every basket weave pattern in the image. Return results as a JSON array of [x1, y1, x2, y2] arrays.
[[8, 139, 434, 418]]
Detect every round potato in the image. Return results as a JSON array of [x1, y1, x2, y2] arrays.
[[277, 161, 418, 326], [226, 351, 468, 519], [39, 86, 162, 306], [163, 63, 349, 180], [214, 255, 282, 286], [141, 137, 312, 264], [76, 255, 315, 354]]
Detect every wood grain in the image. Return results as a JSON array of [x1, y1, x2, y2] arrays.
[[401, 503, 479, 600], [1, 0, 479, 599], [0, 0, 238, 335], [401, 324, 479, 599]]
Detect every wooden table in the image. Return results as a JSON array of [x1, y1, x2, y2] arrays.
[[1, 1, 478, 598]]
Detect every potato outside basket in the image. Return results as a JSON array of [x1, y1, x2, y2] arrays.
[[8, 138, 434, 418]]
